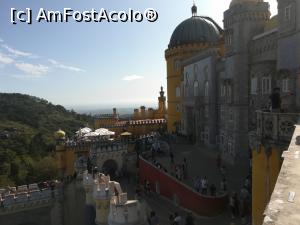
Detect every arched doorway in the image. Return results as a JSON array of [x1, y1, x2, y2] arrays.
[[102, 159, 118, 178]]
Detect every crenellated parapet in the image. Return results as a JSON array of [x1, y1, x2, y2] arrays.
[[0, 182, 61, 215]]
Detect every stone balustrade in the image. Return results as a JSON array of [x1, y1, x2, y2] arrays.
[[256, 110, 300, 143]]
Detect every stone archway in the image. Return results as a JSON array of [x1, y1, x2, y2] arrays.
[[102, 159, 118, 178]]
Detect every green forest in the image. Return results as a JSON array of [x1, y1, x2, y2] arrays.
[[0, 93, 93, 186]]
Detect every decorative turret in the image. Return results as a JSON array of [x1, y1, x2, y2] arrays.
[[54, 129, 66, 145], [82, 171, 148, 225], [83, 171, 95, 206], [158, 86, 167, 118], [93, 174, 114, 225]]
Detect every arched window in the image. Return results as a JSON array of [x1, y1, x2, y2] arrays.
[[193, 81, 199, 97], [174, 60, 180, 71], [204, 81, 209, 97], [251, 77, 258, 94], [262, 76, 271, 94]]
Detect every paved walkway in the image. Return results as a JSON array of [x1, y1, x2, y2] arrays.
[[145, 138, 251, 225], [155, 140, 250, 195]]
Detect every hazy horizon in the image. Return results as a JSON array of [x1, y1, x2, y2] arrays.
[[0, 0, 277, 106]]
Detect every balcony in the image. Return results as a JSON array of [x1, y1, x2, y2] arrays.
[[256, 110, 300, 143]]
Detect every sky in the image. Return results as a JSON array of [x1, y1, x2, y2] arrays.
[[0, 0, 277, 109]]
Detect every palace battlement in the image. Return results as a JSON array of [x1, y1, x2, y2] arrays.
[[0, 183, 61, 215], [63, 139, 129, 152]]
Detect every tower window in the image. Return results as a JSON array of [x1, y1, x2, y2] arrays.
[[285, 5, 291, 21]]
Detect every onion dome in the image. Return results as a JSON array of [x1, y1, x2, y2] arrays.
[[54, 129, 66, 139]]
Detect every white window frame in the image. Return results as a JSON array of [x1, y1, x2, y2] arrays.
[[262, 77, 271, 95], [282, 78, 290, 93], [251, 77, 258, 95], [226, 34, 232, 46]]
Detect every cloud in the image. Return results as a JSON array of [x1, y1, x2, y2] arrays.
[[15, 63, 49, 77], [0, 53, 14, 64], [0, 39, 3, 43], [49, 59, 85, 72], [122, 75, 144, 81], [2, 45, 32, 57]]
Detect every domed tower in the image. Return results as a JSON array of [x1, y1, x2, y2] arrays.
[[165, 2, 223, 132], [223, 0, 270, 159]]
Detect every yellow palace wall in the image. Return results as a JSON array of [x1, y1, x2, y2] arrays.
[[165, 42, 224, 133], [252, 146, 282, 225]]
